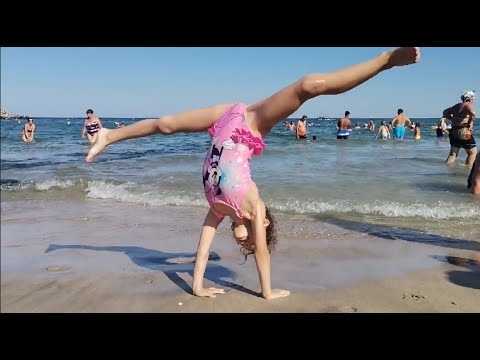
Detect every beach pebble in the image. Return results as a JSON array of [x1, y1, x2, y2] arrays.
[[451, 302, 456, 305], [402, 293, 425, 301], [178, 302, 183, 306]]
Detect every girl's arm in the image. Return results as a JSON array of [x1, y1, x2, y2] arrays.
[[192, 209, 225, 298], [252, 200, 290, 300]]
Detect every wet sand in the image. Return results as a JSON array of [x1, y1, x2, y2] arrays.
[[2, 200, 479, 312]]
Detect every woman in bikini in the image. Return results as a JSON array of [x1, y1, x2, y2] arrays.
[[21, 118, 36, 143], [85, 47, 420, 300]]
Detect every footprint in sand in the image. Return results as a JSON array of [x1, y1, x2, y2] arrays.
[[45, 265, 71, 272]]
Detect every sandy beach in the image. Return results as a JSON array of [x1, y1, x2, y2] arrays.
[[2, 200, 479, 313]]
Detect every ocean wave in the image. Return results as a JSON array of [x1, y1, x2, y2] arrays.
[[0, 178, 88, 191], [85, 180, 207, 207], [269, 199, 480, 220], [2, 177, 479, 220]]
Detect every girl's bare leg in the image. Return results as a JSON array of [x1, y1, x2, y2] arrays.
[[86, 104, 232, 162], [248, 47, 420, 136], [87, 47, 420, 162]]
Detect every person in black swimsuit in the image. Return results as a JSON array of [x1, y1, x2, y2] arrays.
[[436, 117, 449, 138], [21, 118, 35, 142], [82, 109, 104, 146]]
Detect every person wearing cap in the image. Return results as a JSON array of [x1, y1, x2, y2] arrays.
[[21, 117, 36, 142], [443, 90, 476, 168]]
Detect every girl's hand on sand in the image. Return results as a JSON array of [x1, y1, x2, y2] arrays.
[[263, 289, 290, 300], [193, 287, 225, 298]]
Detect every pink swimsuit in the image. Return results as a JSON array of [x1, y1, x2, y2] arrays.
[[203, 103, 266, 219]]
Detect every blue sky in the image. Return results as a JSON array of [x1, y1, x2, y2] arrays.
[[1, 47, 478, 118]]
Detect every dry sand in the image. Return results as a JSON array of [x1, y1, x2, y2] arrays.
[[2, 200, 479, 312]]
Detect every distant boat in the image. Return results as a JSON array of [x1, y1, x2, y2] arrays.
[[318, 116, 335, 121]]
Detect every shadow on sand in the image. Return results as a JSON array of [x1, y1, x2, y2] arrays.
[[317, 217, 480, 252], [45, 244, 259, 297], [431, 255, 480, 291]]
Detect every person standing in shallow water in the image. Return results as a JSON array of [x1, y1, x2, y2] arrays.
[[21, 118, 35, 142], [296, 115, 308, 139], [392, 108, 411, 139], [443, 90, 476, 168], [82, 109, 104, 146], [436, 117, 449, 138], [337, 111, 351, 139], [414, 123, 421, 140], [84, 48, 420, 300], [376, 120, 390, 140]]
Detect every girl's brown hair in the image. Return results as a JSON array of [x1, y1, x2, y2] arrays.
[[234, 207, 277, 263]]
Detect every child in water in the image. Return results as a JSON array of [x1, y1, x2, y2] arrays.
[[376, 120, 391, 140], [414, 123, 421, 140]]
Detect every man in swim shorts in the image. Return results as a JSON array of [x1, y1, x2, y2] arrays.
[[337, 111, 351, 139], [444, 90, 477, 168], [296, 115, 308, 139], [392, 108, 411, 139]]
